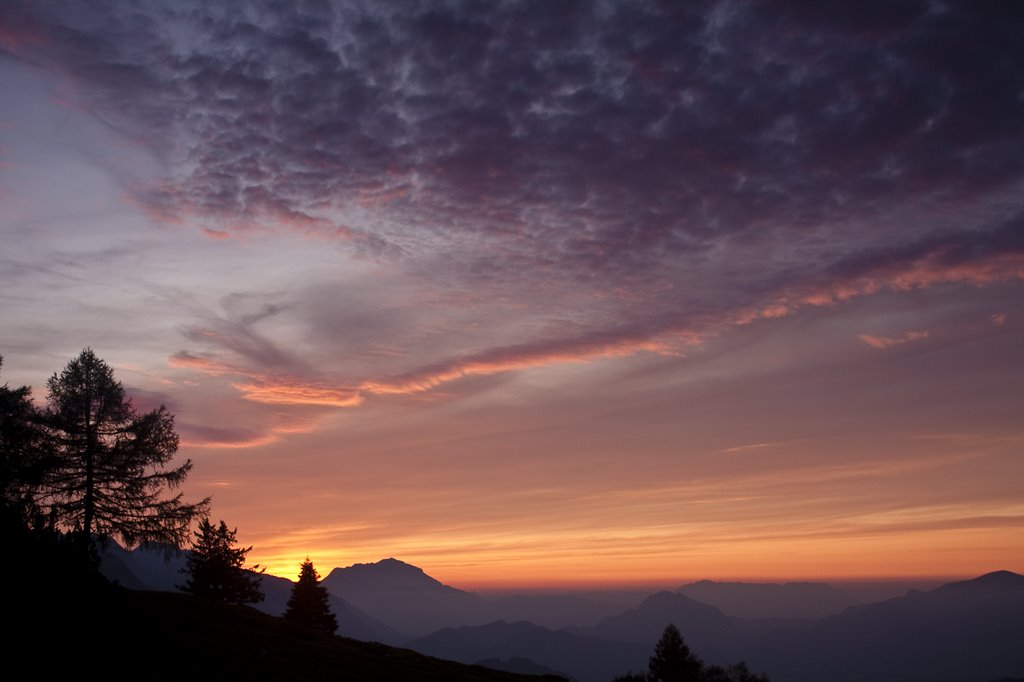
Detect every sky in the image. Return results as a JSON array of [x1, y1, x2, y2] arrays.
[[1, 1, 1022, 588]]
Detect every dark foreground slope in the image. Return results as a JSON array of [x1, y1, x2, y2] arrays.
[[12, 585, 563, 682]]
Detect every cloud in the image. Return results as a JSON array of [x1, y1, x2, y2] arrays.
[[361, 332, 677, 396], [168, 350, 235, 375], [163, 207, 1023, 408], [6, 1, 1023, 275], [10, 0, 1023, 418], [859, 330, 929, 350], [233, 380, 363, 407], [739, 215, 1024, 322]]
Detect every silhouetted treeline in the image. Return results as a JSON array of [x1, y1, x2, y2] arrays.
[[2, 351, 342, 638], [1, 349, 209, 590]]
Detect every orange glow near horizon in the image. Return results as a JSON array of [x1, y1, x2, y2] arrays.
[[242, 493, 1024, 588], [251, 524, 1021, 590], [193, 419, 1024, 590]]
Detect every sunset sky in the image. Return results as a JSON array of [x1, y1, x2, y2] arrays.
[[2, 1, 1022, 588]]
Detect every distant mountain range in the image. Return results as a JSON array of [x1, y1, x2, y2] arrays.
[[407, 572, 1024, 682], [678, 580, 857, 620], [408, 620, 645, 682], [100, 547, 1024, 682], [741, 570, 1024, 682]]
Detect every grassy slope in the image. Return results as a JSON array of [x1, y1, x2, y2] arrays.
[[15, 585, 564, 681]]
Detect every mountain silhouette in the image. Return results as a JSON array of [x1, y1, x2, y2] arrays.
[[743, 570, 1024, 682], [408, 620, 646, 682], [485, 593, 627, 629], [587, 591, 737, 663], [322, 558, 490, 636], [323, 557, 458, 592], [678, 580, 856, 619]]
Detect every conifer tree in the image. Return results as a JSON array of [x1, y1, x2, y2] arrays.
[[649, 623, 703, 682], [41, 349, 208, 547], [181, 518, 264, 605], [1, 355, 48, 518], [285, 558, 338, 635]]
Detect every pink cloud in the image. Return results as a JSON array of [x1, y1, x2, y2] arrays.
[[361, 336, 677, 396], [233, 381, 364, 407], [859, 330, 930, 349], [744, 249, 1024, 323]]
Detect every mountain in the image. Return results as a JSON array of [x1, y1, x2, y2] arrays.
[[322, 558, 491, 636], [485, 593, 627, 629], [408, 620, 647, 682], [743, 570, 1024, 682], [587, 591, 738, 664], [678, 580, 856, 619], [100, 541, 187, 591], [323, 557, 460, 593], [99, 542, 402, 644]]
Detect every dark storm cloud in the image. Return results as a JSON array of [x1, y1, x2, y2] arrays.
[[5, 0, 1023, 278]]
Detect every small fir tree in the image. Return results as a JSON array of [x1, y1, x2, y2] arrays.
[[180, 518, 264, 605], [649, 623, 703, 682], [284, 558, 338, 635]]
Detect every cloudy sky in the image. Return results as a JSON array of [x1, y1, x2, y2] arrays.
[[2, 1, 1022, 587]]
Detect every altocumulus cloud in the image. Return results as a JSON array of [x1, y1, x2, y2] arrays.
[[3, 0, 1024, 405]]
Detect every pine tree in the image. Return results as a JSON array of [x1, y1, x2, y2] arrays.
[[285, 558, 338, 635], [180, 518, 264, 605], [41, 349, 208, 547], [1, 355, 48, 518], [649, 623, 703, 682]]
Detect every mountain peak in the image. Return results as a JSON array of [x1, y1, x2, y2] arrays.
[[937, 570, 1024, 592], [972, 570, 1023, 584], [638, 590, 725, 615], [323, 557, 454, 594]]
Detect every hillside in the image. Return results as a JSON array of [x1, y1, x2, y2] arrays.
[[11, 584, 563, 682]]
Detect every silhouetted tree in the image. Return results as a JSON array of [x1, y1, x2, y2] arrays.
[[181, 517, 264, 604], [41, 349, 208, 547], [616, 622, 771, 682], [0, 355, 49, 519], [649, 624, 703, 682], [2, 354, 110, 592], [284, 558, 338, 634]]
